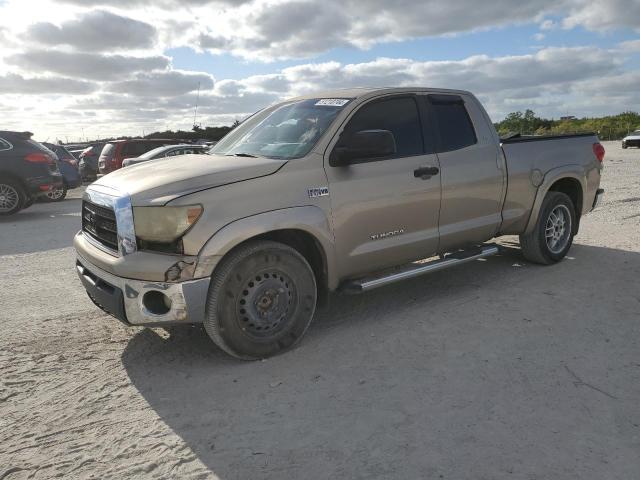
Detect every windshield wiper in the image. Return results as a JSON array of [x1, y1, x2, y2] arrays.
[[226, 153, 258, 158]]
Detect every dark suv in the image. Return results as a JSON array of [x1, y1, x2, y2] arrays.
[[0, 131, 63, 215], [98, 139, 183, 174]]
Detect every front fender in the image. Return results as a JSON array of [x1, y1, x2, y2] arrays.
[[193, 206, 338, 289], [523, 164, 587, 235]]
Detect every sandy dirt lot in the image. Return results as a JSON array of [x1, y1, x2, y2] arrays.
[[1, 141, 639, 479]]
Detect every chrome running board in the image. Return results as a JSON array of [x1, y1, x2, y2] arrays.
[[340, 245, 499, 294]]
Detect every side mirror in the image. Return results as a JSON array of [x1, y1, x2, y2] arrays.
[[330, 129, 397, 166]]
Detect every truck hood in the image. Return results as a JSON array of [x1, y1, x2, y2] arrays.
[[93, 154, 287, 205]]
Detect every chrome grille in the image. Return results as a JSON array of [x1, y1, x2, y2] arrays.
[[82, 200, 118, 252]]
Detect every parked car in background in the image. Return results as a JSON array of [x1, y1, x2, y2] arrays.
[[42, 142, 82, 201], [98, 139, 185, 175], [0, 131, 63, 215], [621, 130, 640, 149], [122, 144, 209, 167], [78, 143, 105, 181]]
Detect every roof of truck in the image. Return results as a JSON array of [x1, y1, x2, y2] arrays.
[[289, 87, 472, 101]]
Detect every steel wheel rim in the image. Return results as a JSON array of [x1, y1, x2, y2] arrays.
[[0, 183, 19, 212], [235, 270, 295, 339], [545, 204, 571, 254], [47, 187, 64, 200]]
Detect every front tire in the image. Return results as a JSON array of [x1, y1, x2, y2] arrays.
[[204, 240, 317, 360], [519, 191, 576, 265], [0, 180, 26, 216], [622, 143, 627, 149]]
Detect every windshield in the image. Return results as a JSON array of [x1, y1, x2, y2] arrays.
[[210, 98, 352, 159], [632, 130, 640, 135], [138, 145, 172, 159]]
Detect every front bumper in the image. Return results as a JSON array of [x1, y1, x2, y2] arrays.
[[76, 253, 210, 326]]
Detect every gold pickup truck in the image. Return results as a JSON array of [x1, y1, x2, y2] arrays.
[[75, 87, 605, 359]]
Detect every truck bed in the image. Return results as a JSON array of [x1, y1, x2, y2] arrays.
[[498, 131, 601, 235]]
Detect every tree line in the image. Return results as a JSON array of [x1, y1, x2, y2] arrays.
[[494, 110, 640, 140]]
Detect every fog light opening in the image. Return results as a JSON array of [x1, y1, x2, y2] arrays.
[[143, 291, 172, 315]]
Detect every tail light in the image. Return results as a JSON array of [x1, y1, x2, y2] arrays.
[[592, 143, 605, 162], [24, 152, 54, 164]]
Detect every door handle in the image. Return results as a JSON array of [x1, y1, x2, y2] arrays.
[[413, 166, 439, 179]]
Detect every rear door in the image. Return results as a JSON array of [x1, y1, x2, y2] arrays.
[[325, 94, 442, 278], [425, 94, 504, 251]]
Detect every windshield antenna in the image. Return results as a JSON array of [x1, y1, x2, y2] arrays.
[[193, 81, 201, 129]]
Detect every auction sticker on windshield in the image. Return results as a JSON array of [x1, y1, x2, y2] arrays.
[[315, 99, 350, 107]]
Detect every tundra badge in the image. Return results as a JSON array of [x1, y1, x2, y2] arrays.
[[308, 187, 329, 198]]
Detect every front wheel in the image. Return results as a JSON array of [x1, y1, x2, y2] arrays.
[[204, 240, 317, 360], [519, 191, 576, 265], [622, 143, 627, 149]]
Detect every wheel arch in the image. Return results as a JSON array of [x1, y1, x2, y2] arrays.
[[0, 170, 29, 193], [194, 206, 337, 298], [524, 167, 586, 235]]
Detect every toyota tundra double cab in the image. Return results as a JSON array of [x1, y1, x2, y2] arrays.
[[75, 87, 605, 359]]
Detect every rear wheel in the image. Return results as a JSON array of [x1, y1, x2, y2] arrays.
[[520, 191, 576, 264], [0, 180, 25, 216], [44, 185, 67, 202], [204, 240, 317, 360]]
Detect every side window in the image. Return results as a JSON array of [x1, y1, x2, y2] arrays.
[[136, 143, 154, 156], [122, 143, 136, 156], [429, 95, 477, 152], [166, 149, 178, 157], [341, 96, 424, 158], [0, 137, 12, 151]]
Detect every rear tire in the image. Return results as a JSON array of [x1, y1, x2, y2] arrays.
[[204, 240, 317, 360], [520, 191, 576, 265], [0, 179, 26, 216]]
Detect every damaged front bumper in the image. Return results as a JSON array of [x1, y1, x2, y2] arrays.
[[76, 253, 210, 326]]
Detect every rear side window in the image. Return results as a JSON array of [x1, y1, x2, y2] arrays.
[[343, 96, 424, 157], [136, 142, 160, 156], [429, 95, 477, 152], [0, 138, 11, 151]]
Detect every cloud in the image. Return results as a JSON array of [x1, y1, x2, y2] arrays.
[[0, 73, 97, 94], [7, 51, 169, 80], [107, 70, 215, 97], [618, 39, 640, 52], [26, 10, 157, 51], [562, 0, 640, 32], [189, 0, 637, 61]]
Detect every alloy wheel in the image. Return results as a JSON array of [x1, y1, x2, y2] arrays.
[[545, 204, 571, 254], [0, 183, 19, 212]]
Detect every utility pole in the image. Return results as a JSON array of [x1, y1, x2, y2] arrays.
[[193, 81, 201, 129]]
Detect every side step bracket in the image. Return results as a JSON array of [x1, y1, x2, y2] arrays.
[[340, 245, 499, 294]]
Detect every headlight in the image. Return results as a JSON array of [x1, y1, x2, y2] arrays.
[[133, 205, 203, 243]]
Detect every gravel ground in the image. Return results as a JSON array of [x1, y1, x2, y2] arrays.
[[1, 141, 639, 479]]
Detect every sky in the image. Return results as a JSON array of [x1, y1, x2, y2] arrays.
[[0, 0, 639, 141]]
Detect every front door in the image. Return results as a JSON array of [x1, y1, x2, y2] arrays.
[[324, 95, 442, 279]]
